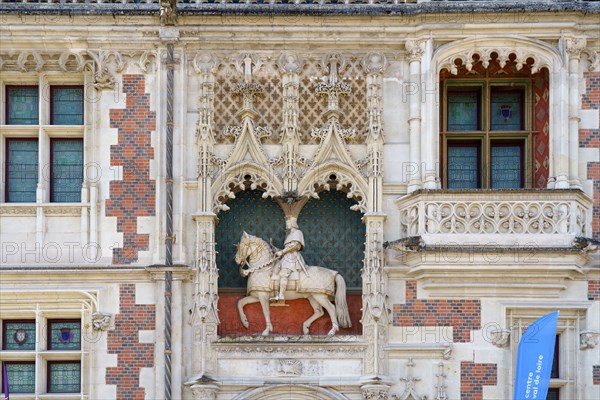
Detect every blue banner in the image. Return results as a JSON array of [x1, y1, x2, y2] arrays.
[[514, 311, 559, 400]]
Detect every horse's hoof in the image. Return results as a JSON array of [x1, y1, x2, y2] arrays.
[[303, 326, 309, 335], [261, 329, 270, 336], [242, 321, 249, 329]]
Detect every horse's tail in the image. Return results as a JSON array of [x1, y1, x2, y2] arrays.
[[335, 274, 352, 328]]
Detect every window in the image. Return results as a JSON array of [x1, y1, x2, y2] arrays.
[[1, 318, 82, 395], [51, 86, 84, 125], [6, 86, 39, 125], [2, 83, 85, 203], [5, 139, 38, 202], [50, 139, 83, 203], [441, 78, 533, 189]]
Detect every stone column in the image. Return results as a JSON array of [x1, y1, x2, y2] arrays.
[[420, 39, 440, 189], [553, 63, 570, 189], [406, 40, 425, 193], [566, 38, 585, 189]]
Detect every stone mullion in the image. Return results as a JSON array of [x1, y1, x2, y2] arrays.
[[406, 40, 425, 193]]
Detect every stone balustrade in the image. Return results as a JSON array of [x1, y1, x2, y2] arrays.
[[395, 189, 593, 248]]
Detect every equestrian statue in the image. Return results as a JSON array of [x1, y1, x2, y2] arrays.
[[235, 216, 352, 336]]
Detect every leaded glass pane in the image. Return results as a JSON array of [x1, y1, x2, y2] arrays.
[[3, 321, 36, 350], [447, 91, 480, 131], [216, 190, 286, 287], [48, 362, 80, 393], [491, 88, 524, 131], [52, 87, 84, 125], [48, 320, 81, 350], [51, 140, 83, 202], [491, 144, 522, 189], [7, 139, 38, 202], [447, 145, 479, 189], [7, 87, 39, 125], [299, 190, 365, 288], [4, 363, 35, 393]]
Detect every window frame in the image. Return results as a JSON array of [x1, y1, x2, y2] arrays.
[[47, 360, 82, 394], [5, 85, 40, 126], [1, 318, 36, 351], [1, 361, 36, 394], [4, 137, 39, 203], [441, 77, 535, 189], [46, 318, 81, 351], [49, 138, 84, 203], [50, 85, 84, 126]]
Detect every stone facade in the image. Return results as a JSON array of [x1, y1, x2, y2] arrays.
[[0, 2, 599, 400]]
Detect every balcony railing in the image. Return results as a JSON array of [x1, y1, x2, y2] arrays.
[[396, 189, 593, 248]]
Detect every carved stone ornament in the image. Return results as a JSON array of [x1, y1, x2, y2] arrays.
[[160, 0, 178, 26], [190, 384, 219, 400], [405, 39, 426, 63], [91, 312, 115, 331], [580, 330, 600, 350], [361, 384, 390, 400], [392, 358, 426, 400], [565, 37, 586, 60], [491, 329, 511, 348]]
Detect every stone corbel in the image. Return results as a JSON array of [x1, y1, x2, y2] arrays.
[[490, 329, 511, 348], [580, 330, 600, 350], [565, 37, 586, 60], [405, 39, 426, 63], [85, 50, 126, 90], [91, 312, 115, 331], [186, 375, 220, 400]]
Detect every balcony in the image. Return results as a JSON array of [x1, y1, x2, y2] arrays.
[[388, 189, 596, 297], [395, 189, 593, 248]]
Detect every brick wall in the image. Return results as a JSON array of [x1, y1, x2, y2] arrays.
[[392, 281, 481, 342], [106, 74, 156, 264], [594, 365, 600, 385], [589, 280, 600, 301], [106, 284, 156, 399], [461, 361, 498, 400], [581, 72, 600, 239]]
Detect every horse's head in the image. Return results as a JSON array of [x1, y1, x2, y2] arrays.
[[234, 231, 250, 265]]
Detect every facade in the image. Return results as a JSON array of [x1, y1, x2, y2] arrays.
[[0, 1, 599, 399]]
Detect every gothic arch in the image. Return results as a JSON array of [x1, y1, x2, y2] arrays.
[[298, 160, 368, 213], [433, 35, 562, 74], [212, 161, 283, 212], [233, 384, 350, 400]]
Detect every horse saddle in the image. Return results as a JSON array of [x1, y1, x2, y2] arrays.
[[270, 272, 299, 291]]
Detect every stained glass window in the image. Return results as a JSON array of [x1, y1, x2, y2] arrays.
[[299, 190, 365, 288], [491, 87, 524, 131], [3, 363, 35, 393], [447, 143, 480, 189], [447, 90, 480, 131], [48, 320, 81, 350], [2, 320, 36, 350], [491, 144, 523, 188], [216, 190, 286, 287], [51, 139, 83, 202], [6, 139, 39, 203], [48, 362, 81, 393], [51, 86, 84, 125], [7, 86, 39, 125]]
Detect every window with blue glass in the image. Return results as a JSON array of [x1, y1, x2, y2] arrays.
[[51, 139, 83, 202], [48, 319, 81, 350], [6, 86, 39, 125], [2, 320, 36, 350], [48, 362, 81, 393], [6, 139, 39, 202], [442, 79, 531, 189], [1, 362, 35, 394], [51, 86, 84, 125]]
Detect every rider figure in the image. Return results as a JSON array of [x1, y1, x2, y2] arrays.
[[273, 216, 309, 301]]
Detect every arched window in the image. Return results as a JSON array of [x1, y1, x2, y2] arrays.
[[440, 54, 550, 189]]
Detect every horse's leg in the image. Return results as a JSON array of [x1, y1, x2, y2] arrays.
[[257, 291, 273, 336], [237, 295, 260, 329], [314, 294, 339, 336], [302, 296, 324, 335]]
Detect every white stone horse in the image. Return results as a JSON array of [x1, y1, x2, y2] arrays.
[[235, 232, 352, 336]]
